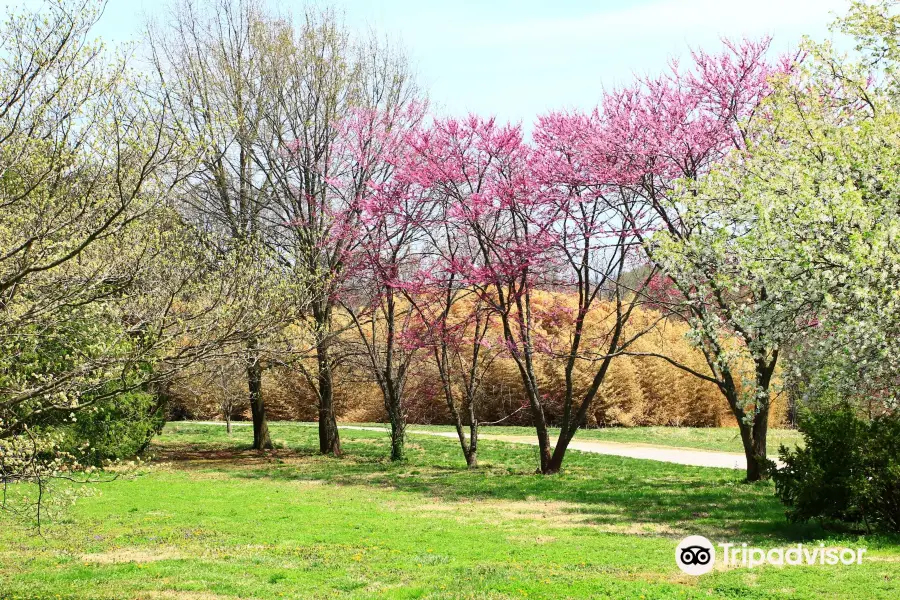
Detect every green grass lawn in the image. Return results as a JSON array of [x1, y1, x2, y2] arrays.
[[356, 423, 805, 456], [0, 422, 895, 599]]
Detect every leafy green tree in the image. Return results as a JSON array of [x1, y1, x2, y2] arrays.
[[0, 0, 281, 524]]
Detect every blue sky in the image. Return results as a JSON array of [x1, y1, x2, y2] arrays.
[[8, 0, 852, 124]]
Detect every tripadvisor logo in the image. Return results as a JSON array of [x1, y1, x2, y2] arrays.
[[675, 536, 867, 575], [676, 535, 716, 575]]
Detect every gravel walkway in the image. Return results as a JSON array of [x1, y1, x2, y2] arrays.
[[187, 422, 775, 470], [335, 425, 772, 470]]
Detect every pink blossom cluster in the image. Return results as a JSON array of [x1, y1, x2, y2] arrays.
[[285, 38, 788, 354]]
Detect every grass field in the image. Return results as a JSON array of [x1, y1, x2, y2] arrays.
[[1, 422, 896, 599]]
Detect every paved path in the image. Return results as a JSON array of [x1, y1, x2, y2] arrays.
[[327, 425, 769, 470], [185, 421, 772, 470]]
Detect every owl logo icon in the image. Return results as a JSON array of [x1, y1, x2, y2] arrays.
[[676, 536, 716, 575]]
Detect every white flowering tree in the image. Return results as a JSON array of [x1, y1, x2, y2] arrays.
[[782, 1, 900, 410], [652, 1, 900, 482]]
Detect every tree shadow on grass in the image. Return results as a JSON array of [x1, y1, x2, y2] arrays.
[[150, 443, 322, 468], [181, 433, 834, 544], [152, 428, 899, 547]]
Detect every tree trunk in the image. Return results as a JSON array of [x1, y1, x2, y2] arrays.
[[388, 405, 405, 462], [715, 359, 774, 482], [226, 414, 232, 436], [493, 282, 551, 473], [246, 339, 272, 450], [466, 404, 478, 469], [532, 402, 552, 473], [744, 356, 776, 481], [546, 351, 617, 474], [545, 433, 571, 475], [316, 341, 341, 456], [737, 419, 759, 481], [516, 350, 551, 472], [750, 410, 769, 479], [442, 365, 478, 468], [519, 375, 551, 473], [735, 402, 770, 482], [380, 378, 406, 461], [465, 448, 478, 468]]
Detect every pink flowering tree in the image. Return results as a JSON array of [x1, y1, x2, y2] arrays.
[[272, 63, 423, 457], [528, 111, 664, 473], [401, 268, 502, 469], [397, 158, 507, 468], [405, 116, 564, 469], [339, 107, 431, 461], [407, 115, 658, 474]]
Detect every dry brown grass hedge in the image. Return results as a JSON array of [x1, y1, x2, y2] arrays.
[[169, 294, 786, 429]]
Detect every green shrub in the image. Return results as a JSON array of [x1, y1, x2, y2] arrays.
[[774, 408, 900, 532], [58, 388, 165, 466], [2, 308, 165, 467]]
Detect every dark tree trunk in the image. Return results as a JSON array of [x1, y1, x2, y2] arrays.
[[511, 318, 550, 472], [710, 354, 775, 483], [744, 356, 776, 481], [246, 339, 272, 450], [316, 339, 341, 456], [543, 432, 573, 475], [382, 290, 407, 462], [465, 401, 479, 468], [737, 417, 769, 482], [736, 419, 761, 481], [544, 443, 566, 475], [465, 446, 478, 468], [732, 394, 771, 482], [490, 277, 552, 473], [545, 331, 620, 474], [387, 395, 405, 461], [530, 389, 552, 474], [505, 360, 551, 472], [439, 357, 479, 469], [747, 411, 770, 481], [545, 410, 590, 474]]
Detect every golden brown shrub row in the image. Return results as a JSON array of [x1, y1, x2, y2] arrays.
[[168, 294, 787, 429]]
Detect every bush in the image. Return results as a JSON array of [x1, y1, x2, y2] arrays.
[[774, 408, 900, 532], [58, 388, 165, 466], [3, 312, 165, 467]]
